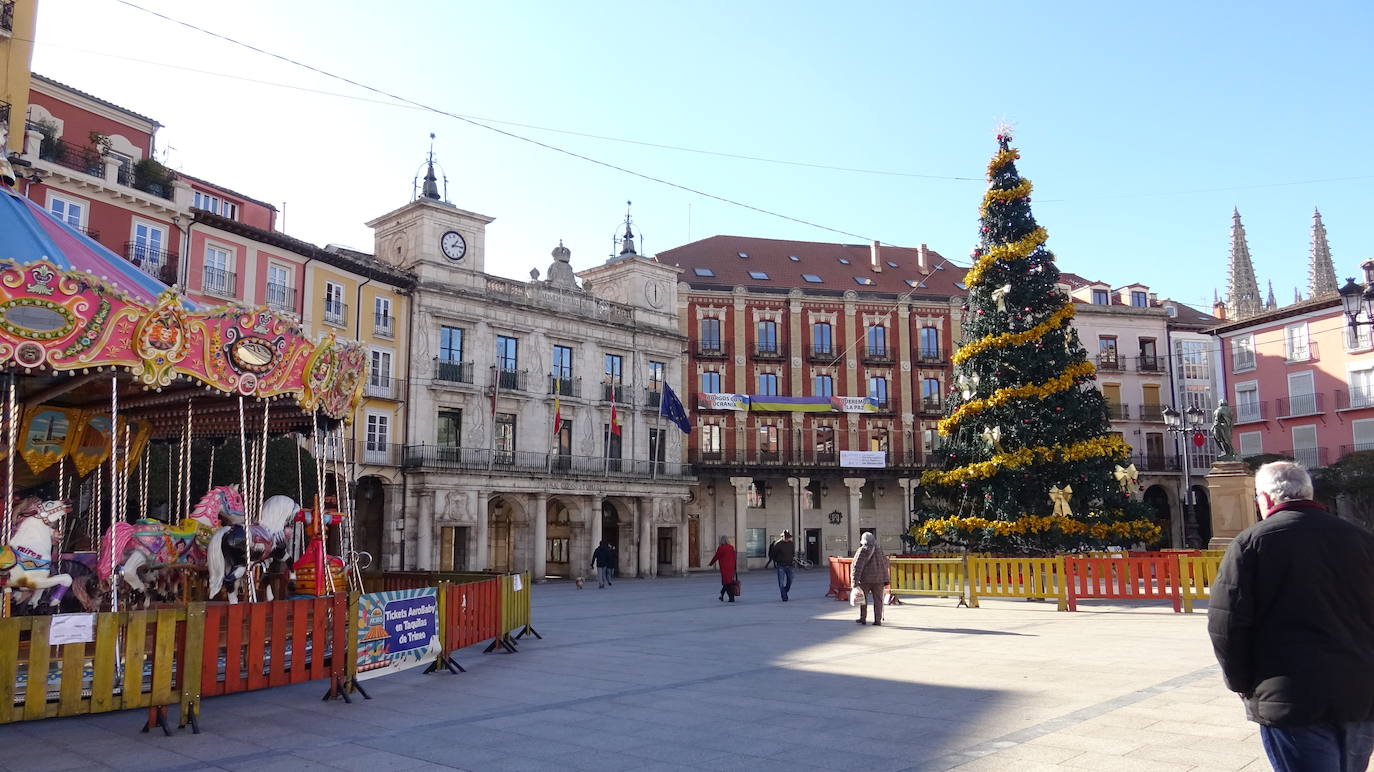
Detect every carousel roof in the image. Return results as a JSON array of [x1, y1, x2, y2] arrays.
[[0, 184, 193, 307]]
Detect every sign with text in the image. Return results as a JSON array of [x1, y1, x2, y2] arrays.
[[697, 393, 750, 411], [356, 588, 441, 680], [840, 450, 887, 468], [829, 396, 879, 414], [48, 613, 95, 645]]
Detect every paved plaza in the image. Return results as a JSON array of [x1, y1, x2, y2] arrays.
[[7, 570, 1266, 771]]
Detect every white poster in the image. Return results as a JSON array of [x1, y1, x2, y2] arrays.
[[512, 574, 523, 592], [831, 396, 879, 413], [698, 393, 750, 411], [840, 450, 887, 468], [49, 613, 95, 646]]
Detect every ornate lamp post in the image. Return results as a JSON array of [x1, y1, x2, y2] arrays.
[[1163, 404, 1210, 547], [1338, 277, 1374, 331]]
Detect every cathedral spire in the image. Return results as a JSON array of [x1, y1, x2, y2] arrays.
[[1309, 208, 1338, 298], [1266, 280, 1276, 309], [1226, 208, 1263, 320]]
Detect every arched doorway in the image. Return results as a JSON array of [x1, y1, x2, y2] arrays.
[[488, 497, 514, 573], [1190, 485, 1212, 547], [354, 476, 386, 570], [546, 499, 573, 578], [602, 502, 621, 576], [1143, 485, 1170, 546]]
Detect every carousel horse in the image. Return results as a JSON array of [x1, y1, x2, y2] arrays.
[[0, 499, 74, 609], [207, 495, 299, 604], [98, 484, 245, 605]]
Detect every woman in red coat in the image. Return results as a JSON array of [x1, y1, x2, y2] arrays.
[[708, 536, 737, 602]]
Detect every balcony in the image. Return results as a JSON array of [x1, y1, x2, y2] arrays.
[[1129, 453, 1181, 473], [364, 375, 405, 401], [807, 344, 836, 363], [871, 400, 892, 413], [1234, 401, 1266, 424], [0, 2, 12, 34], [122, 242, 178, 282], [1276, 393, 1323, 418], [1137, 404, 1166, 422], [919, 397, 942, 416], [861, 345, 894, 365], [403, 445, 693, 480], [39, 138, 102, 177], [1283, 447, 1329, 469], [1136, 355, 1164, 373], [1335, 388, 1374, 411], [434, 359, 474, 384], [373, 314, 395, 339], [265, 282, 295, 313], [1096, 354, 1122, 372], [916, 346, 945, 365], [202, 267, 236, 298], [644, 388, 662, 409], [696, 340, 729, 359], [323, 301, 347, 327], [548, 375, 580, 397], [1106, 403, 1130, 421], [1285, 341, 1318, 364], [600, 382, 626, 403], [1232, 352, 1257, 372], [751, 343, 785, 360], [495, 368, 527, 391], [1339, 444, 1374, 460], [114, 163, 174, 200], [317, 439, 404, 467]]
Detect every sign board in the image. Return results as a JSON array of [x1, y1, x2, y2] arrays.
[[830, 396, 879, 414], [840, 450, 887, 468], [355, 588, 441, 681], [697, 393, 750, 411], [48, 613, 95, 645]]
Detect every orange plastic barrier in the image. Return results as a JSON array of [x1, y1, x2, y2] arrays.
[[443, 578, 500, 651], [826, 557, 853, 600], [198, 594, 346, 707], [1064, 557, 1180, 612]]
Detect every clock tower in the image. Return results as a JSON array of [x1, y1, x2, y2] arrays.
[[366, 147, 494, 282], [578, 204, 681, 326]]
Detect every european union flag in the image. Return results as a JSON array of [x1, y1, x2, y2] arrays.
[[660, 383, 693, 434]]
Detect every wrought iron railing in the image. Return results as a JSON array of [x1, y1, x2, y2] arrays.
[[202, 267, 236, 297], [364, 376, 406, 400], [1276, 393, 1323, 418], [1335, 388, 1374, 411], [1136, 355, 1164, 373], [696, 340, 729, 359], [1096, 354, 1122, 372], [601, 382, 625, 403], [1137, 404, 1166, 422], [373, 314, 394, 338], [861, 345, 894, 365], [434, 359, 474, 384], [323, 301, 347, 326], [751, 343, 785, 360], [39, 138, 103, 177], [1129, 453, 1180, 472], [265, 282, 294, 312], [495, 368, 526, 391], [644, 388, 662, 408], [1106, 403, 1130, 420], [807, 344, 835, 362], [916, 346, 944, 364], [122, 242, 177, 280], [403, 445, 693, 479], [1235, 401, 1266, 423], [548, 375, 579, 397]]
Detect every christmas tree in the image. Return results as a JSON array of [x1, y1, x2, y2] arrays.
[[911, 132, 1161, 554]]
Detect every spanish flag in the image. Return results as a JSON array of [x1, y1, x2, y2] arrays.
[[552, 379, 562, 438], [610, 388, 622, 436]]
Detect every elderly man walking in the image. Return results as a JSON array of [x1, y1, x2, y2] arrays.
[[1208, 461, 1374, 771]]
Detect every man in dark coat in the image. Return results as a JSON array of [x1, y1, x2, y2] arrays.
[[768, 530, 796, 601], [590, 541, 614, 588], [1208, 461, 1374, 770]]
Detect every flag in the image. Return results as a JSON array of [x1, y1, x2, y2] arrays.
[[609, 388, 622, 436], [660, 383, 693, 434], [552, 379, 562, 438]]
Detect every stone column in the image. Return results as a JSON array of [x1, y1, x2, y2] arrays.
[[532, 492, 548, 582], [1206, 461, 1257, 550], [102, 155, 121, 184], [417, 490, 435, 570], [897, 478, 916, 527], [639, 499, 656, 578], [729, 476, 752, 572], [587, 493, 604, 572], [471, 489, 488, 571], [844, 477, 866, 557]]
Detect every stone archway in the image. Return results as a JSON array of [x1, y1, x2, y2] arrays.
[[488, 496, 518, 573], [354, 476, 387, 570], [601, 501, 624, 576], [545, 498, 574, 579], [1142, 485, 1171, 547]]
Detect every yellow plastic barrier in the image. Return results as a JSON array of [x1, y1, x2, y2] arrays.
[[967, 557, 1068, 611], [1179, 554, 1224, 613], [887, 558, 968, 603]]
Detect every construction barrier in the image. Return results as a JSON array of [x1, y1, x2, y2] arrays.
[[1179, 554, 1224, 613], [1064, 556, 1181, 612], [967, 557, 1067, 610], [0, 605, 197, 732], [826, 556, 853, 599], [887, 558, 967, 603]]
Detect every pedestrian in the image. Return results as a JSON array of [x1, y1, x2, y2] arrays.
[[851, 532, 889, 626], [1209, 461, 1374, 771], [768, 530, 796, 601], [590, 540, 614, 588], [708, 535, 737, 603], [609, 543, 619, 580]]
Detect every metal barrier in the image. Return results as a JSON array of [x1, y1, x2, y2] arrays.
[[967, 557, 1067, 610], [485, 572, 538, 653], [1064, 556, 1181, 612], [887, 558, 967, 604]]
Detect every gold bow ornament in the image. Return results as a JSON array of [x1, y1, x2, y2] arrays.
[[981, 425, 1004, 454], [992, 283, 1012, 311], [1113, 463, 1139, 495], [1048, 484, 1074, 517]]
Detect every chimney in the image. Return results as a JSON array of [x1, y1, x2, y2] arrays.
[[1212, 300, 1228, 320], [870, 241, 882, 272], [917, 243, 929, 272], [1147, 292, 1158, 306]]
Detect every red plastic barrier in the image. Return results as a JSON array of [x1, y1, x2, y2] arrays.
[[1064, 557, 1180, 612], [200, 594, 345, 697], [826, 557, 853, 600], [442, 578, 500, 652], [1127, 550, 1200, 558]]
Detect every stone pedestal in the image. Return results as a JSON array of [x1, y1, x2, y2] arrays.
[[1206, 461, 1256, 550]]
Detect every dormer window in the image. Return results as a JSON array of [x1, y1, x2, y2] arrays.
[[694, 268, 715, 277], [802, 274, 823, 283], [1131, 290, 1148, 307], [1092, 289, 1109, 305], [838, 257, 851, 265], [737, 252, 749, 259], [787, 255, 800, 262], [854, 276, 875, 286], [748, 271, 770, 280]]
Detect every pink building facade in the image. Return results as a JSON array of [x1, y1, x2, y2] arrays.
[[1214, 295, 1374, 469]]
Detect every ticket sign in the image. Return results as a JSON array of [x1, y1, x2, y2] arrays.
[[356, 588, 441, 680]]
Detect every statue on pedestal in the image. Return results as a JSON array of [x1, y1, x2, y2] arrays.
[[1213, 399, 1239, 461]]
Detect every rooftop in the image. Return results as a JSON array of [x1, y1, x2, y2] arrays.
[[31, 73, 161, 129], [192, 210, 414, 288]]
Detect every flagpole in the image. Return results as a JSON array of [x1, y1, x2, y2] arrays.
[[488, 364, 501, 471]]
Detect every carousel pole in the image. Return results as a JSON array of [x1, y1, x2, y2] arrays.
[[182, 400, 192, 520], [3, 372, 16, 618], [237, 397, 254, 602], [107, 376, 119, 614], [139, 443, 150, 524], [339, 425, 363, 594]]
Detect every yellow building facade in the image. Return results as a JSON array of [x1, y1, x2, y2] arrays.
[[2, 0, 38, 154]]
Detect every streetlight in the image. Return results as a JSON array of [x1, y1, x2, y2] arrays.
[[1338, 277, 1374, 330], [1163, 404, 1210, 548]]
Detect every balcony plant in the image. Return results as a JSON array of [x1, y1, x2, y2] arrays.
[[32, 118, 58, 159], [133, 158, 174, 197], [88, 131, 112, 156]]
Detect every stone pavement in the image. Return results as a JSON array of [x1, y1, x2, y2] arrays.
[[5, 569, 1267, 771]]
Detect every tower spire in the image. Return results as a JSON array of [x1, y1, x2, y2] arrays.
[[1308, 208, 1338, 298], [1226, 208, 1263, 320], [619, 201, 637, 256], [1266, 280, 1276, 309]]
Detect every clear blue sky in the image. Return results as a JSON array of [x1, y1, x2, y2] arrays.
[[29, 0, 1374, 309]]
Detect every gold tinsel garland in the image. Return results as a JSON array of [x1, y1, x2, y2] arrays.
[[987, 148, 1020, 176], [981, 178, 1033, 209], [938, 360, 1097, 436], [910, 514, 1162, 545], [920, 435, 1132, 487], [965, 226, 1050, 287], [951, 302, 1076, 365]]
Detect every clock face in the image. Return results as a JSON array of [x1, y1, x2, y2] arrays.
[[440, 230, 466, 261], [644, 280, 665, 309]]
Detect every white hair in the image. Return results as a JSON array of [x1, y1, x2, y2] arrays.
[[860, 532, 876, 545], [1255, 461, 1313, 504], [719, 535, 730, 546]]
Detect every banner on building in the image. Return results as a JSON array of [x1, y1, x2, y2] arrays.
[[830, 396, 879, 414], [355, 587, 441, 681], [840, 450, 887, 468], [748, 395, 833, 413], [698, 393, 750, 411]]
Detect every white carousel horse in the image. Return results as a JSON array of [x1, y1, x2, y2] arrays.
[[0, 499, 74, 609], [98, 484, 244, 605], [207, 495, 299, 604]]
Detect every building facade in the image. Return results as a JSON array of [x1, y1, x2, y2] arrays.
[[1, 0, 37, 155], [373, 187, 694, 579]]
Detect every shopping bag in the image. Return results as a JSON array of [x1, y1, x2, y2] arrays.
[[849, 587, 864, 606], [731, 579, 742, 597]]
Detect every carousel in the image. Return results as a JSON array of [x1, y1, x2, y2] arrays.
[[0, 157, 369, 616]]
